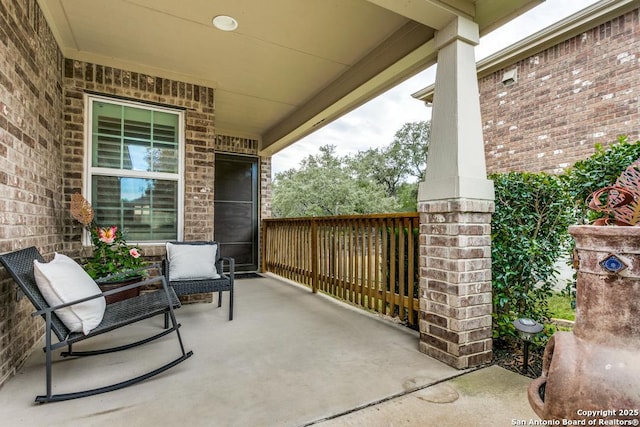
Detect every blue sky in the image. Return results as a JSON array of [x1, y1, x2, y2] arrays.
[[271, 0, 602, 177]]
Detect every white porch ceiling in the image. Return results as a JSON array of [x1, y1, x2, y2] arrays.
[[38, 0, 542, 155]]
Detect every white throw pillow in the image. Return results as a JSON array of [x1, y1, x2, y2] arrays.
[[166, 243, 220, 281], [33, 253, 106, 335]]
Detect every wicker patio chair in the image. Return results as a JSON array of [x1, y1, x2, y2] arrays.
[[0, 246, 193, 403], [163, 241, 235, 321]]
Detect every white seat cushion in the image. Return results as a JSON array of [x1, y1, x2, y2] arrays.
[[33, 253, 106, 334], [166, 243, 221, 281]]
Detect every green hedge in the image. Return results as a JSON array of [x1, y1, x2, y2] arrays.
[[563, 135, 640, 223], [490, 136, 640, 341], [490, 172, 575, 340]]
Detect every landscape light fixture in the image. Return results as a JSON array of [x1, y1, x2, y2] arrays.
[[513, 317, 544, 373]]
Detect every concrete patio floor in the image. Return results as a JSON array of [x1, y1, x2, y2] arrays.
[[0, 274, 537, 426]]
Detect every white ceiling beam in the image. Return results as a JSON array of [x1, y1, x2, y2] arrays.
[[475, 0, 544, 36], [260, 22, 436, 155], [365, 0, 475, 30]]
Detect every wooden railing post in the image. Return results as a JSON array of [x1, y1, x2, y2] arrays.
[[311, 219, 318, 293], [261, 220, 267, 273]]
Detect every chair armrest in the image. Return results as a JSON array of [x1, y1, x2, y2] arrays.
[[33, 275, 166, 317], [161, 259, 168, 278], [219, 256, 235, 278]]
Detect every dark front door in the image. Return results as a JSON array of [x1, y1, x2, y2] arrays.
[[214, 154, 259, 272]]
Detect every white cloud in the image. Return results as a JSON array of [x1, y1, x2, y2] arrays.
[[271, 0, 601, 177]]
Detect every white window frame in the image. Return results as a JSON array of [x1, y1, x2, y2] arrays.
[[83, 94, 185, 244]]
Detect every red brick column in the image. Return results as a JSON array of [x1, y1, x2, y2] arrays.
[[418, 199, 494, 369]]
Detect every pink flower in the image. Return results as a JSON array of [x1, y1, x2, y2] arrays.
[[98, 226, 117, 244], [129, 248, 141, 258]]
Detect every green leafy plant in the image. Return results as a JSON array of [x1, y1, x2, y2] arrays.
[[70, 193, 146, 281], [560, 136, 640, 303], [562, 135, 640, 223], [490, 172, 575, 341]]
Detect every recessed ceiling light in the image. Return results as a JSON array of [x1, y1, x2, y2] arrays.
[[212, 15, 238, 31]]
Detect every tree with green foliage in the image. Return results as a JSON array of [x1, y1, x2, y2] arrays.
[[272, 145, 398, 217], [349, 121, 430, 211], [350, 148, 401, 197], [395, 182, 420, 212], [490, 172, 575, 341], [389, 120, 430, 181], [273, 121, 430, 217]]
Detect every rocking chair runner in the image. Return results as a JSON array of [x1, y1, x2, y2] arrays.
[[0, 246, 194, 403]]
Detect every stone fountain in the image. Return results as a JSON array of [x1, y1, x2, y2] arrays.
[[528, 225, 640, 422]]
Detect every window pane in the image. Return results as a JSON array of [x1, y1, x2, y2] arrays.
[[92, 101, 179, 173], [93, 134, 122, 168], [151, 111, 179, 173], [123, 108, 151, 141], [92, 176, 178, 241], [92, 102, 123, 169]]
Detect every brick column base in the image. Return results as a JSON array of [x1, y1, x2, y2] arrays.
[[418, 198, 494, 369]]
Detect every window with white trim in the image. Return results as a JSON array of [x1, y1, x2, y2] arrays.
[[86, 95, 183, 242]]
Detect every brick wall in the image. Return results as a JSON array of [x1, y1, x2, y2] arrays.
[[419, 199, 494, 369], [260, 157, 273, 220], [481, 8, 640, 174], [62, 60, 218, 254], [0, 0, 65, 386], [62, 66, 272, 254], [0, 0, 274, 389], [61, 64, 273, 299]]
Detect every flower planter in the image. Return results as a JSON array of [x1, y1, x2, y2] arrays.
[[98, 277, 141, 305], [528, 225, 640, 421]]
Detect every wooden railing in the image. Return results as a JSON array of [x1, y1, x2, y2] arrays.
[[262, 213, 420, 327]]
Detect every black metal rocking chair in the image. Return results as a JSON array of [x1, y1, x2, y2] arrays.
[[0, 246, 194, 403]]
